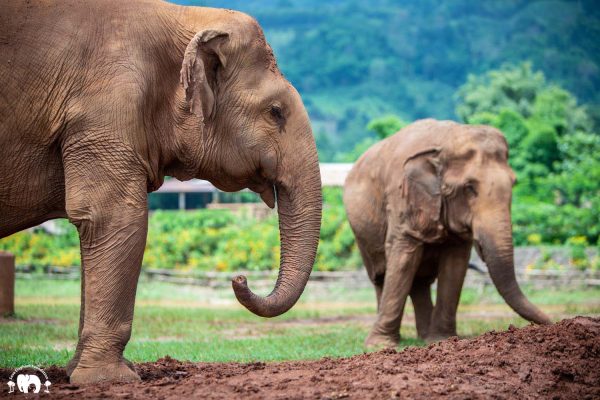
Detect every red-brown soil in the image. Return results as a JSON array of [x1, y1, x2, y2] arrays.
[[2, 317, 598, 399]]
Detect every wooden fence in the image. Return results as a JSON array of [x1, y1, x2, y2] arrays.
[[15, 264, 600, 290], [13, 247, 600, 289]]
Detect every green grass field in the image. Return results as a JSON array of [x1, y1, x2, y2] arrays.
[[1, 278, 599, 369]]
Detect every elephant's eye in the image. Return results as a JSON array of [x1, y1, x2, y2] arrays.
[[465, 183, 478, 198], [270, 105, 285, 127]]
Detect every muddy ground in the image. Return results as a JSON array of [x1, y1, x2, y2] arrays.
[[2, 317, 598, 399]]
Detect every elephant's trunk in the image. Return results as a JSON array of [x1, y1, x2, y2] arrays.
[[474, 214, 551, 325], [231, 148, 322, 317]]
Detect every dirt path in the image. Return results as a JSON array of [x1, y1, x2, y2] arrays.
[[2, 317, 598, 399]]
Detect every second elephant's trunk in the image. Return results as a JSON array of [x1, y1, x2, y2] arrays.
[[475, 216, 551, 325]]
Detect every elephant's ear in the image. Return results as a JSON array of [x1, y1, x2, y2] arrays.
[[400, 148, 445, 241], [180, 30, 229, 121]]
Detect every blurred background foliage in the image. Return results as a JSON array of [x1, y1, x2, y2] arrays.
[[177, 0, 600, 161], [454, 63, 600, 248], [1, 1, 599, 272], [0, 200, 362, 272]]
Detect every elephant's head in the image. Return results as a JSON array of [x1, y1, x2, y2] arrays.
[[173, 13, 321, 317], [401, 124, 550, 324]]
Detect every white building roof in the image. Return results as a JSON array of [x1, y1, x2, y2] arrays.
[[319, 163, 354, 187]]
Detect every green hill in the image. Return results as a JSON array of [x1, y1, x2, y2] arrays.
[[172, 0, 600, 160]]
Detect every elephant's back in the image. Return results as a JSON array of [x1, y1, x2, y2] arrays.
[[349, 138, 385, 174], [0, 2, 95, 140], [386, 118, 460, 147], [0, 0, 178, 143]]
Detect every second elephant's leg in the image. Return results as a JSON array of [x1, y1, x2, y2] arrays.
[[354, 234, 386, 312], [427, 243, 471, 341], [365, 239, 423, 348], [374, 277, 383, 312], [410, 279, 433, 340]]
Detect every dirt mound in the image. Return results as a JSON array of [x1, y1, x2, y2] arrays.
[[2, 317, 598, 399]]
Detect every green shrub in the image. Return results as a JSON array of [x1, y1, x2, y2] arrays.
[[0, 204, 362, 272], [566, 236, 590, 271]]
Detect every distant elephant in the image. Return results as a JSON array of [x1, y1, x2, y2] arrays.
[[16, 374, 41, 394], [344, 119, 550, 348], [0, 1, 321, 384]]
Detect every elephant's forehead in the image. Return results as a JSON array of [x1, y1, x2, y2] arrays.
[[451, 131, 507, 159], [467, 128, 506, 149], [235, 72, 291, 104]]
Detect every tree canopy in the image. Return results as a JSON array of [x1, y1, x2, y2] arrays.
[[174, 0, 600, 160]]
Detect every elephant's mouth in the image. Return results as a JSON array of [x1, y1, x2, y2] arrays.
[[247, 178, 277, 209], [207, 169, 276, 209], [474, 241, 486, 263], [258, 184, 276, 208]]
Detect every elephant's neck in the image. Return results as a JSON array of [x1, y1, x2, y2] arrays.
[[161, 96, 216, 183], [148, 13, 220, 187]]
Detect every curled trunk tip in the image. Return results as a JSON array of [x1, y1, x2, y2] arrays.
[[231, 275, 259, 313], [231, 274, 299, 318]]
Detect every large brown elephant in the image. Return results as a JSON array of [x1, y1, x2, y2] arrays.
[[344, 119, 550, 348], [0, 1, 321, 384]]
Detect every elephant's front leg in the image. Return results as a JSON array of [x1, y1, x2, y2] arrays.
[[63, 150, 148, 384], [427, 243, 471, 342], [69, 199, 147, 384], [365, 238, 423, 348], [65, 262, 135, 377], [65, 265, 85, 377]]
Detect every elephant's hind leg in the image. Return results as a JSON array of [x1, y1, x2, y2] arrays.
[[410, 279, 433, 340], [355, 238, 386, 311], [345, 181, 387, 310]]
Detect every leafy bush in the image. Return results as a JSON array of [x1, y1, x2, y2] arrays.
[[0, 199, 362, 272], [566, 236, 590, 271], [456, 63, 600, 246], [527, 247, 564, 272]]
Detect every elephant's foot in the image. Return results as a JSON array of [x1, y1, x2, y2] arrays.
[[365, 331, 400, 349], [70, 361, 140, 385], [65, 356, 78, 377], [66, 355, 135, 377]]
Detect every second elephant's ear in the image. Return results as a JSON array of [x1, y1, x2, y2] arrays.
[[180, 30, 229, 121], [400, 148, 445, 241]]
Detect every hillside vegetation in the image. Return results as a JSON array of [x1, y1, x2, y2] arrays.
[[174, 0, 599, 159]]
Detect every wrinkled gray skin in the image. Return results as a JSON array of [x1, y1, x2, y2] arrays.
[[344, 119, 550, 348], [0, 0, 321, 384]]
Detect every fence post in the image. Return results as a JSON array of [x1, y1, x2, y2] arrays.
[[0, 252, 15, 316]]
